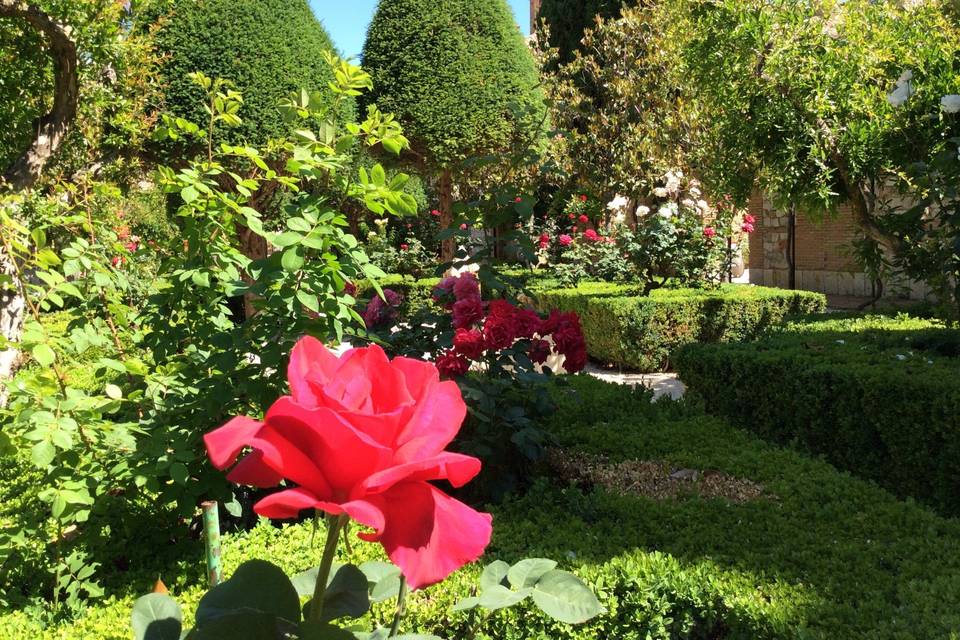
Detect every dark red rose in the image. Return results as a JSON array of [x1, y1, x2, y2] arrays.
[[452, 297, 484, 329], [528, 339, 552, 365], [453, 328, 486, 360], [436, 349, 470, 378]]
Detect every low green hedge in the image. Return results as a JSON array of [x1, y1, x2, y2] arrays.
[[674, 314, 960, 515], [8, 376, 960, 639], [533, 283, 827, 371]]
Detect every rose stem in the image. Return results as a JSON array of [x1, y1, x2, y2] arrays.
[[388, 575, 408, 637], [309, 513, 349, 622]]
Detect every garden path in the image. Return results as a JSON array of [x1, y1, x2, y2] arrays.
[[583, 363, 687, 400]]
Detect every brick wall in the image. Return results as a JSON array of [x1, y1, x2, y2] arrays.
[[747, 192, 930, 299], [530, 0, 541, 31]]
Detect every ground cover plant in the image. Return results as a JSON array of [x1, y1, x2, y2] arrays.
[[675, 313, 960, 515], [5, 377, 960, 639]]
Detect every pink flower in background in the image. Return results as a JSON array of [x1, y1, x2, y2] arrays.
[[741, 222, 755, 234], [578, 214, 589, 224], [515, 197, 522, 203], [204, 339, 492, 590], [400, 244, 409, 251], [703, 226, 717, 239], [452, 272, 480, 301], [538, 233, 551, 249], [583, 229, 600, 242], [580, 195, 588, 202], [430, 209, 441, 217], [459, 223, 468, 230], [559, 234, 573, 247], [344, 281, 358, 297], [743, 214, 756, 224]]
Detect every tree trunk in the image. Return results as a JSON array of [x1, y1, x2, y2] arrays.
[[0, 2, 80, 406], [237, 226, 268, 319], [439, 169, 455, 262], [1, 1, 79, 190]]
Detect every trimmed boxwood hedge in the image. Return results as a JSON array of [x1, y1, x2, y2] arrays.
[[7, 376, 960, 639], [674, 314, 960, 515], [533, 283, 827, 371]]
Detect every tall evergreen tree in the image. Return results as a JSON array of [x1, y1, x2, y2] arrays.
[[362, 0, 545, 259], [538, 0, 630, 62], [154, 0, 341, 148]]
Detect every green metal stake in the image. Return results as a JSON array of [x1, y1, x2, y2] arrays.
[[202, 501, 223, 587]]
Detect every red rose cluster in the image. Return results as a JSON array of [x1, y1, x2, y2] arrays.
[[432, 273, 588, 378]]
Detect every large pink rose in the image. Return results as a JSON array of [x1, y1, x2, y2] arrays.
[[204, 338, 492, 590]]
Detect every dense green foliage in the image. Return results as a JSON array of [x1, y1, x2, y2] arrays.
[[537, 0, 628, 62], [153, 0, 340, 147], [675, 314, 960, 515], [0, 60, 412, 611], [534, 283, 826, 370], [361, 0, 544, 166], [0, 0, 158, 182], [7, 376, 960, 639]]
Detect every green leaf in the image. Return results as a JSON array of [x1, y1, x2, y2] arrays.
[[195, 560, 300, 627], [359, 561, 402, 603], [181, 185, 199, 204], [304, 564, 370, 623], [191, 271, 211, 288], [298, 621, 358, 640], [287, 217, 312, 233], [32, 344, 55, 367], [131, 593, 183, 640], [370, 164, 386, 186], [478, 584, 532, 611], [281, 247, 305, 272], [30, 228, 47, 248], [479, 560, 509, 593], [170, 463, 189, 485], [31, 441, 55, 468], [297, 290, 320, 313], [105, 384, 123, 400], [530, 570, 605, 624], [192, 610, 278, 640], [274, 231, 303, 248], [451, 596, 480, 612], [507, 559, 557, 589]]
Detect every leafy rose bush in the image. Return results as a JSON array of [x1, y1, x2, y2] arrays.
[[129, 340, 602, 639]]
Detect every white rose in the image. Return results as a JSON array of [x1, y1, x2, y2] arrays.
[[887, 70, 914, 108], [635, 205, 651, 217], [606, 195, 629, 211], [653, 187, 668, 198], [941, 95, 960, 114]]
